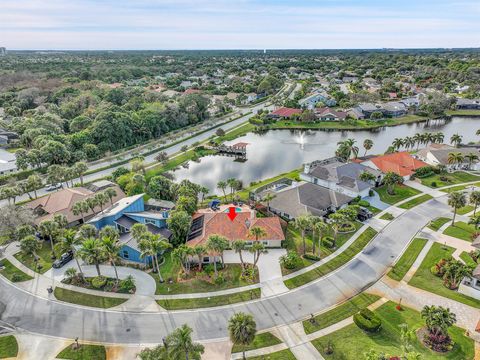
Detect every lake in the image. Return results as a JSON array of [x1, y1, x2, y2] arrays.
[[172, 117, 480, 194]]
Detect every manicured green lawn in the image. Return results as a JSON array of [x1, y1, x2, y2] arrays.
[[460, 251, 477, 267], [154, 254, 258, 294], [375, 185, 421, 205], [379, 212, 394, 221], [232, 332, 282, 353], [420, 171, 480, 188], [284, 227, 377, 289], [409, 242, 480, 309], [446, 109, 480, 116], [442, 182, 480, 193], [0, 335, 18, 359], [457, 205, 474, 215], [0, 259, 33, 282], [53, 287, 127, 309], [428, 217, 451, 231], [14, 241, 57, 273], [443, 221, 477, 242], [387, 238, 428, 281], [312, 301, 474, 359], [157, 288, 261, 310], [56, 344, 106, 360], [398, 194, 433, 209], [303, 293, 380, 334], [248, 349, 296, 360]]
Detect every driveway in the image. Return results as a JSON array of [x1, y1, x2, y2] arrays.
[[364, 190, 389, 210]]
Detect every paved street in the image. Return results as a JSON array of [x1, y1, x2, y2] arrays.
[[0, 196, 451, 344]]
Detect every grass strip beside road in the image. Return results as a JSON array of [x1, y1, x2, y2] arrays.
[[232, 332, 282, 353], [387, 238, 428, 281], [0, 335, 18, 359], [443, 221, 477, 242], [284, 227, 378, 289], [157, 288, 261, 310], [375, 185, 421, 205], [379, 212, 394, 221], [0, 259, 33, 282], [303, 293, 380, 334], [54, 287, 128, 309], [248, 349, 296, 360], [398, 194, 433, 209], [56, 344, 106, 360], [428, 217, 451, 231]]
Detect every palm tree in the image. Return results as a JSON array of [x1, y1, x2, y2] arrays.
[[470, 191, 480, 216], [192, 244, 206, 271], [103, 188, 117, 205], [450, 133, 462, 147], [227, 178, 238, 201], [313, 219, 328, 257], [206, 235, 229, 273], [413, 133, 423, 150], [249, 242, 267, 268], [131, 223, 148, 243], [57, 229, 83, 276], [383, 171, 404, 195], [78, 238, 106, 276], [359, 171, 376, 183], [73, 161, 88, 186], [171, 244, 191, 275], [447, 152, 464, 169], [249, 226, 267, 242], [199, 186, 209, 202], [294, 215, 311, 255], [166, 324, 204, 360], [101, 235, 122, 283], [232, 240, 247, 270], [38, 220, 59, 256], [20, 235, 42, 259], [337, 138, 358, 161], [404, 136, 415, 150], [85, 197, 98, 215], [392, 138, 404, 151], [228, 312, 257, 360], [94, 192, 108, 212], [72, 201, 88, 223], [421, 305, 456, 341], [99, 225, 119, 241], [78, 224, 97, 239], [434, 132, 444, 144], [363, 139, 373, 156], [217, 180, 228, 201], [307, 216, 321, 255], [465, 153, 479, 170], [149, 234, 172, 283], [329, 212, 347, 248], [261, 193, 276, 214], [448, 191, 467, 226], [469, 215, 480, 229]]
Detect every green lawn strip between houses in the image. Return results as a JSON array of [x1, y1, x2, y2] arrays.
[[56, 344, 106, 360], [53, 287, 128, 309], [457, 205, 474, 215], [379, 212, 394, 221], [0, 335, 18, 359], [387, 238, 428, 281], [247, 349, 296, 360], [284, 227, 378, 289], [303, 293, 381, 334], [409, 242, 480, 309], [375, 185, 421, 205], [398, 194, 433, 209], [157, 288, 261, 310], [443, 221, 477, 242], [420, 171, 480, 188], [428, 217, 451, 231], [460, 251, 477, 267], [232, 332, 282, 353], [14, 241, 57, 274], [312, 301, 474, 360], [0, 259, 33, 282], [442, 182, 480, 193]]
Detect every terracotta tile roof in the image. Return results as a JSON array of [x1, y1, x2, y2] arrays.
[[369, 152, 428, 177], [187, 211, 284, 247], [270, 107, 302, 118]]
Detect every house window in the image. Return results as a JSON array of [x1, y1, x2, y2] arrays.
[[246, 241, 253, 246], [122, 250, 129, 259], [202, 257, 210, 263], [262, 241, 268, 246], [145, 218, 156, 225]]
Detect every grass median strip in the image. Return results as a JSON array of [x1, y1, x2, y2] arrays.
[[157, 288, 261, 310], [54, 287, 127, 309], [0, 259, 33, 282], [428, 217, 451, 231], [387, 238, 428, 281], [284, 227, 378, 290], [56, 343, 106, 360], [398, 194, 433, 209], [0, 335, 18, 359], [232, 332, 282, 353], [248, 349, 296, 360], [303, 293, 380, 334]]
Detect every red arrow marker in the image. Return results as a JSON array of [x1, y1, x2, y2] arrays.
[[227, 206, 238, 221]]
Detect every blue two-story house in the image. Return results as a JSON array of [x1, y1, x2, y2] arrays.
[[88, 194, 172, 265]]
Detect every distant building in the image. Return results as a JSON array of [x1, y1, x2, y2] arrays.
[[456, 98, 480, 110], [268, 107, 302, 119], [383, 102, 407, 117], [315, 107, 348, 121], [299, 92, 336, 109], [0, 149, 17, 175], [0, 48, 6, 56], [416, 144, 480, 171], [362, 152, 428, 180], [355, 103, 383, 119]]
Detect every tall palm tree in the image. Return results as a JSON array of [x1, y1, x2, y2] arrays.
[[103, 188, 117, 205], [228, 312, 257, 360], [249, 242, 267, 268], [78, 238, 106, 276], [470, 191, 480, 216], [447, 152, 464, 169], [261, 193, 276, 214], [329, 212, 347, 248], [206, 235, 229, 275], [149, 234, 172, 283], [249, 226, 267, 241], [337, 138, 358, 161], [94, 192, 108, 212], [450, 133, 463, 148], [73, 161, 88, 186], [383, 171, 404, 195], [232, 240, 247, 270], [101, 235, 122, 283], [77, 224, 97, 239], [192, 244, 206, 271], [57, 229, 83, 276], [404, 136, 415, 150], [434, 132, 444, 144], [72, 201, 88, 223], [294, 215, 311, 255], [217, 180, 228, 202], [227, 178, 238, 201], [166, 324, 204, 360], [38, 220, 59, 256], [20, 235, 42, 260], [465, 153, 479, 170], [392, 138, 404, 151], [85, 197, 98, 215], [363, 139, 373, 156], [171, 244, 191, 275], [448, 191, 467, 226], [99, 225, 119, 241], [413, 133, 423, 150], [199, 186, 209, 202], [313, 218, 327, 257]]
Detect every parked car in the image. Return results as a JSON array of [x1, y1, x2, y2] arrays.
[[52, 251, 74, 269], [357, 207, 373, 221], [46, 183, 62, 191]]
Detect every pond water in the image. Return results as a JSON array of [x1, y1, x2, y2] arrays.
[[172, 117, 480, 194]]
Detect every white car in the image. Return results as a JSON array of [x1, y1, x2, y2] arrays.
[[45, 183, 62, 191]]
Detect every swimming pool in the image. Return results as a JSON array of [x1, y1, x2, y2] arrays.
[[223, 207, 243, 213]]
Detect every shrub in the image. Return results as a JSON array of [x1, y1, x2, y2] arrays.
[[280, 252, 302, 269], [322, 236, 334, 248], [368, 189, 374, 197], [11, 274, 22, 282], [414, 166, 436, 178], [214, 273, 225, 285], [303, 253, 321, 261], [358, 200, 370, 207], [203, 264, 215, 275], [430, 258, 447, 277], [120, 275, 136, 292], [353, 309, 382, 332], [91, 276, 107, 289], [431, 181, 437, 188]]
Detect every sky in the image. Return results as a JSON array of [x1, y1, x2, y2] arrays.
[[2, 0, 480, 50]]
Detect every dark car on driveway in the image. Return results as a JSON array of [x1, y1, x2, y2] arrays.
[[52, 251, 74, 269], [357, 207, 373, 221]]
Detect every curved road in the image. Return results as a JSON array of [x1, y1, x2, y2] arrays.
[[0, 196, 450, 343]]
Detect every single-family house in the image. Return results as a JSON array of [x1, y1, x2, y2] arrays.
[[456, 98, 480, 110], [383, 102, 407, 118], [88, 194, 172, 264], [416, 144, 480, 171], [459, 238, 480, 300], [300, 157, 382, 198], [0, 149, 17, 175], [315, 107, 348, 121], [362, 152, 428, 180], [356, 103, 383, 119], [268, 107, 302, 119], [298, 92, 336, 109], [400, 97, 420, 109]]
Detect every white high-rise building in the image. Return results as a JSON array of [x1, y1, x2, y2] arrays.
[[0, 47, 6, 56]]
